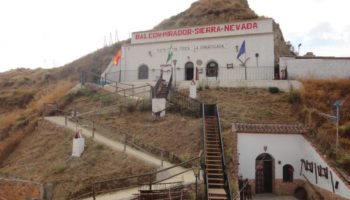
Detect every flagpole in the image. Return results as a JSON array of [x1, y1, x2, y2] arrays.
[[244, 45, 247, 80]]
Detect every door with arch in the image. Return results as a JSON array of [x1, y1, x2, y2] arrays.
[[185, 62, 194, 81], [255, 153, 274, 193]]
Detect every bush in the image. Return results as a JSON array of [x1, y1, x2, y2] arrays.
[[100, 95, 113, 106], [268, 87, 280, 94], [126, 102, 136, 113], [138, 99, 151, 112], [54, 164, 67, 174], [288, 89, 301, 104]]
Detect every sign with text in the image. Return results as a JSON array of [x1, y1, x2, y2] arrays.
[[132, 19, 272, 44]]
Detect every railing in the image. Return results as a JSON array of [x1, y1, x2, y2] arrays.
[[202, 104, 209, 200], [103, 66, 275, 83], [133, 182, 190, 200], [166, 70, 173, 98], [168, 89, 202, 117], [302, 174, 324, 200], [152, 70, 164, 98], [68, 156, 200, 199], [216, 105, 233, 200]]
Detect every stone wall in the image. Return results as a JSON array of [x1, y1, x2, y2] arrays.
[[245, 178, 349, 200], [0, 179, 43, 200]]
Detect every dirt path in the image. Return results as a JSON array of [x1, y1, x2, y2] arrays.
[[44, 116, 196, 200]]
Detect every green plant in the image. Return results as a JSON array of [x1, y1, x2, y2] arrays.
[[96, 144, 104, 150], [54, 164, 67, 174], [126, 102, 136, 113], [288, 88, 301, 104], [100, 95, 113, 106], [74, 88, 93, 97], [268, 87, 280, 94], [138, 99, 151, 112]]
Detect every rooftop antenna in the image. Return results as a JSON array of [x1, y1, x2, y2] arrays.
[[334, 100, 343, 150], [318, 100, 344, 151]]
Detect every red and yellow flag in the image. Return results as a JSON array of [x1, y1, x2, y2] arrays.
[[113, 49, 122, 65]]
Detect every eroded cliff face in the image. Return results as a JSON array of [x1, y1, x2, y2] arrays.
[[154, 0, 293, 63]]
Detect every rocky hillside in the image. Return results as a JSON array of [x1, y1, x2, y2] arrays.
[[154, 0, 293, 63], [154, 0, 257, 30]]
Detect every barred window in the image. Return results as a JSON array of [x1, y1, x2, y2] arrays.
[[283, 164, 294, 182], [138, 65, 149, 80], [206, 61, 218, 77]]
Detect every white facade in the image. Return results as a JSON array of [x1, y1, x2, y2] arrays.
[[238, 133, 350, 199], [279, 56, 350, 79], [104, 19, 275, 83]]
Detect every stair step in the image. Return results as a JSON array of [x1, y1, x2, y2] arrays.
[[206, 155, 221, 158], [208, 178, 225, 182], [207, 152, 221, 157], [206, 148, 220, 152], [206, 163, 223, 167], [206, 158, 221, 161], [208, 197, 228, 200], [207, 173, 224, 177], [208, 183, 225, 186], [206, 150, 220, 153], [206, 142, 220, 145], [208, 188, 226, 194]]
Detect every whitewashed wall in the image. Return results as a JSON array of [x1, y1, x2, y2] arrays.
[[279, 57, 350, 79], [120, 34, 274, 82], [237, 133, 350, 199]]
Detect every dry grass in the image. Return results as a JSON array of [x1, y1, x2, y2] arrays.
[[199, 87, 298, 125], [299, 79, 350, 173], [0, 120, 153, 199]]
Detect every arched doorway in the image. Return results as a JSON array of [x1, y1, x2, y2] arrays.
[[185, 62, 194, 81], [256, 153, 274, 194]]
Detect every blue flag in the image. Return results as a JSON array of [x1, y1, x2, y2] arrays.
[[237, 40, 246, 59]]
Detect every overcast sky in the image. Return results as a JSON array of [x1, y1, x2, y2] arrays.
[[0, 0, 349, 72]]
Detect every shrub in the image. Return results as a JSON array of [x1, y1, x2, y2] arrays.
[[96, 144, 104, 150], [126, 102, 136, 113], [100, 95, 113, 106], [138, 99, 151, 112], [268, 87, 280, 94], [54, 164, 67, 174], [288, 89, 301, 104]]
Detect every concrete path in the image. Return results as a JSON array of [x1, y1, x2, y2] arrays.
[[254, 194, 298, 200], [44, 116, 196, 200]]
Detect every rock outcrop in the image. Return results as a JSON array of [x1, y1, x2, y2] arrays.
[[154, 0, 257, 30], [154, 0, 294, 63]]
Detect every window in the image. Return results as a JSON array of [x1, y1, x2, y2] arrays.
[[206, 61, 218, 77], [283, 164, 294, 182], [138, 65, 149, 80]]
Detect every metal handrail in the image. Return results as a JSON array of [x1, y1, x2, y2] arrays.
[[169, 89, 202, 117], [166, 71, 173, 98], [152, 70, 164, 98], [202, 103, 209, 200], [68, 156, 200, 199], [302, 174, 324, 200], [216, 105, 233, 200]]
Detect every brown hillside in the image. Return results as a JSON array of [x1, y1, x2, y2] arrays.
[[154, 0, 293, 63], [154, 0, 257, 30], [0, 41, 124, 164]]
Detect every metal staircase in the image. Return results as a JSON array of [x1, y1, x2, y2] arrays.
[[153, 70, 172, 99], [202, 104, 232, 200]]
